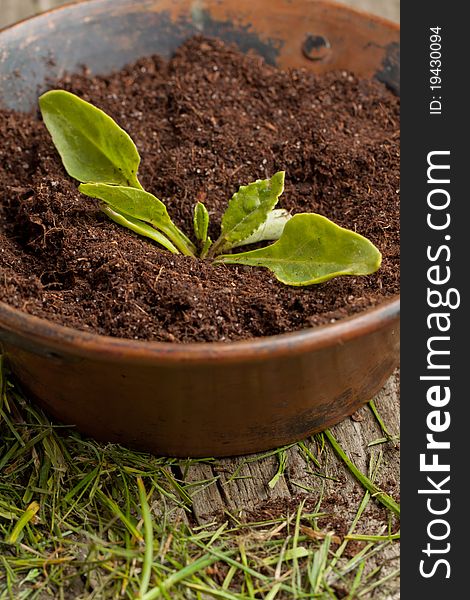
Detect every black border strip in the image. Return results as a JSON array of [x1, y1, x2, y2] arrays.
[[401, 2, 467, 595]]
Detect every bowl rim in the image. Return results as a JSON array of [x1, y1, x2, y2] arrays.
[[0, 298, 400, 364], [0, 0, 400, 365], [0, 0, 400, 38]]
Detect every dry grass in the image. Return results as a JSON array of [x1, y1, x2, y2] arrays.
[[0, 358, 399, 599]]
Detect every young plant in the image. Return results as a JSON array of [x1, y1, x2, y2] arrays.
[[39, 90, 382, 286]]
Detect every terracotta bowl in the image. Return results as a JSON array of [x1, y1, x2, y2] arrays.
[[0, 0, 400, 457]]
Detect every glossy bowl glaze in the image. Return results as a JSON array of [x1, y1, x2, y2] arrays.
[[0, 0, 400, 457]]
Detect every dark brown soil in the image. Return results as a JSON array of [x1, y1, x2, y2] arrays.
[[0, 36, 399, 343]]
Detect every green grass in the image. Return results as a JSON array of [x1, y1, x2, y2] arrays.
[[0, 359, 399, 599]]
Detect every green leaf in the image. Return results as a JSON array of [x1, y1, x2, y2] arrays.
[[211, 171, 285, 255], [101, 206, 179, 254], [193, 202, 209, 243], [232, 209, 291, 248], [200, 237, 213, 259], [80, 183, 196, 256], [7, 501, 40, 544], [39, 90, 142, 188], [214, 213, 382, 286]]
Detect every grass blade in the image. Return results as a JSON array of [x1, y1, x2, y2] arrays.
[[137, 477, 154, 597], [325, 430, 400, 516], [7, 502, 40, 544]]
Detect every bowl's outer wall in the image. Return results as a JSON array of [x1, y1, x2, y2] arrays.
[[0, 0, 400, 457], [3, 303, 399, 457]]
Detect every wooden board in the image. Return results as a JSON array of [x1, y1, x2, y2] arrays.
[[179, 370, 400, 597]]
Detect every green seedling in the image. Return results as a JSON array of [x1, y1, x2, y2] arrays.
[[39, 90, 382, 286]]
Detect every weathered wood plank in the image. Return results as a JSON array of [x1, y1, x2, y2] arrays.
[[185, 371, 399, 520], [182, 371, 400, 597]]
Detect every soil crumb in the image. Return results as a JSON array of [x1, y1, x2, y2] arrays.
[[0, 36, 399, 343]]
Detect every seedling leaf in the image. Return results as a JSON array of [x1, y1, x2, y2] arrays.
[[194, 202, 210, 243], [101, 206, 179, 254], [200, 237, 213, 259], [39, 90, 142, 188], [211, 171, 285, 255], [38, 89, 383, 287], [214, 213, 382, 286], [80, 183, 195, 256], [232, 209, 291, 248]]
